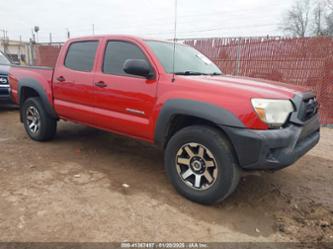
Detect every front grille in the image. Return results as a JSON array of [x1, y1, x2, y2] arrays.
[[0, 75, 9, 85], [300, 97, 319, 121]]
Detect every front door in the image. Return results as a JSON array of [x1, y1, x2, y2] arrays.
[[93, 39, 158, 140]]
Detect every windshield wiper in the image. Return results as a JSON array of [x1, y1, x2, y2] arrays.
[[174, 71, 222, 76], [210, 72, 223, 76], [174, 71, 208, 76]]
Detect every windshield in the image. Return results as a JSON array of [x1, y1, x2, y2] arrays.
[[146, 40, 222, 75], [0, 52, 10, 65]]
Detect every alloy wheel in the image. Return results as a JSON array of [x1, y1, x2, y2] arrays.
[[26, 106, 41, 134], [176, 143, 218, 191]]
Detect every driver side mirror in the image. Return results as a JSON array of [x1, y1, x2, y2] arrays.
[[123, 59, 154, 79]]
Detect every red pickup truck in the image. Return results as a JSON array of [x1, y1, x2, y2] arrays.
[[9, 35, 320, 204]]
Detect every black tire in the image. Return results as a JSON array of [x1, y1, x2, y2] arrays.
[[22, 97, 57, 141], [164, 125, 240, 205]]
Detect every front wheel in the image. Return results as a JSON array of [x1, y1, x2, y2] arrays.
[[164, 125, 240, 205], [22, 97, 57, 141]]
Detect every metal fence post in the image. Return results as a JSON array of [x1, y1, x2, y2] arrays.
[[235, 40, 241, 75]]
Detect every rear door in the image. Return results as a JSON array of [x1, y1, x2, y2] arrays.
[[92, 39, 158, 140], [53, 40, 100, 125]]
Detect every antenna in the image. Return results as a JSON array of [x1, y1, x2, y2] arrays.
[[171, 0, 178, 83]]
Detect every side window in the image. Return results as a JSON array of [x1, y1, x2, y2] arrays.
[[64, 41, 98, 72], [103, 41, 150, 76]]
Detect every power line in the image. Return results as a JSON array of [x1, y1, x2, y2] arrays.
[[30, 22, 280, 42], [2, 20, 280, 43], [2, 0, 286, 43], [84, 14, 281, 34], [141, 23, 279, 37], [62, 4, 284, 34], [57, 0, 284, 32]]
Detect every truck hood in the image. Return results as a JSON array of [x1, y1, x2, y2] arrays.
[[184, 75, 308, 99]]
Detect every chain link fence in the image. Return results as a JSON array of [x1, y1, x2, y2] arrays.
[[34, 43, 62, 67], [184, 36, 333, 125]]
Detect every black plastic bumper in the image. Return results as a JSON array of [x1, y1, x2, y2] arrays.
[[222, 114, 320, 171], [0, 86, 12, 102]]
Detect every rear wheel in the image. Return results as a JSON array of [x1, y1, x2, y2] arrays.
[[22, 97, 57, 141], [164, 125, 240, 205]]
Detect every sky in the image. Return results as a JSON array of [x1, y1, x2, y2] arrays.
[[0, 0, 294, 42]]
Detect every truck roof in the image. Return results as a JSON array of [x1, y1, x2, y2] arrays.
[[67, 35, 147, 42], [65, 34, 174, 44]]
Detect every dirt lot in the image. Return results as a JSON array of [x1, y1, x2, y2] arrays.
[[0, 107, 332, 243]]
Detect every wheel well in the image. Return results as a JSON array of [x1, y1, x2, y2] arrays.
[[165, 115, 219, 147], [164, 114, 240, 165], [20, 87, 40, 105]]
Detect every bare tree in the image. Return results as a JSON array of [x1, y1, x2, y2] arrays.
[[326, 0, 333, 35], [328, 0, 333, 10], [313, 0, 327, 35], [326, 13, 333, 35], [281, 0, 311, 37]]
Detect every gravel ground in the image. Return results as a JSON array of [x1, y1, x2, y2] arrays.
[[0, 107, 332, 243]]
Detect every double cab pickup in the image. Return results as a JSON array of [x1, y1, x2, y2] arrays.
[[9, 35, 320, 204]]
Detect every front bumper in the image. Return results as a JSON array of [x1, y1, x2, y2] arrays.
[[0, 86, 13, 104], [222, 113, 320, 171]]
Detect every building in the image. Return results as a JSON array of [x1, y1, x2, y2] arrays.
[[0, 38, 62, 66], [0, 38, 33, 65]]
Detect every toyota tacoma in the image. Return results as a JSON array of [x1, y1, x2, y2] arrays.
[[8, 35, 320, 204]]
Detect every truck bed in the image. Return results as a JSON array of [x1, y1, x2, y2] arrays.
[[10, 64, 54, 80], [9, 65, 54, 105]]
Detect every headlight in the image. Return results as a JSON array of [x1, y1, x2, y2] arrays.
[[251, 99, 295, 128]]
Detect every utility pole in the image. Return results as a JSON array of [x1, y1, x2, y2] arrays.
[[92, 24, 95, 35], [0, 29, 9, 54], [0, 29, 5, 46], [34, 26, 40, 43], [0, 29, 4, 53], [19, 35, 22, 63], [0, 29, 5, 38], [49, 33, 53, 44], [31, 28, 36, 43], [66, 28, 70, 39]]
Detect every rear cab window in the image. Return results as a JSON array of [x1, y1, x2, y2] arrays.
[[64, 41, 99, 72]]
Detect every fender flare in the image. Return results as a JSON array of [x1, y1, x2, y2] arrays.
[[154, 99, 245, 146], [18, 78, 58, 120]]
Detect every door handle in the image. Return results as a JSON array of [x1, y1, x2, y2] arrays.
[[95, 81, 107, 88], [56, 76, 66, 82]]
